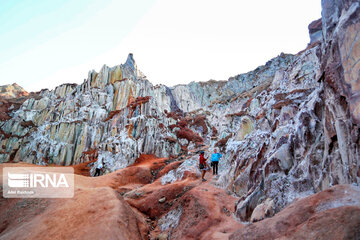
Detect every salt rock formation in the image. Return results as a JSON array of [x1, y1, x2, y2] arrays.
[[0, 51, 293, 173], [0, 0, 360, 236], [0, 83, 38, 122], [0, 54, 185, 168], [216, 0, 360, 222]]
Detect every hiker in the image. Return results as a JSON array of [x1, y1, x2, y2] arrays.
[[199, 151, 208, 182], [94, 161, 103, 177], [211, 148, 222, 175]]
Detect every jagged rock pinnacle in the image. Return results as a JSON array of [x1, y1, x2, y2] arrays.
[[125, 53, 136, 71]]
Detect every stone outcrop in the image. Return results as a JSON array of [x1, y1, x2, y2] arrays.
[[308, 18, 323, 44], [0, 83, 28, 99]]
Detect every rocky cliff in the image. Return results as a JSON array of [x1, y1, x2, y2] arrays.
[[0, 51, 293, 171], [1, 0, 360, 238]]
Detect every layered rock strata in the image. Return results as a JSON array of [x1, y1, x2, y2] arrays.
[[0, 51, 293, 173]]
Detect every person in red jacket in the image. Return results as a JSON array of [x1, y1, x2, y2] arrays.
[[199, 151, 208, 182]]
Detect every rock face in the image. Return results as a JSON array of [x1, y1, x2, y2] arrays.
[[221, 0, 360, 222], [0, 52, 293, 172], [0, 83, 39, 122], [308, 18, 323, 44], [0, 54, 182, 167], [0, 0, 360, 237], [221, 45, 330, 221], [322, 0, 360, 124]]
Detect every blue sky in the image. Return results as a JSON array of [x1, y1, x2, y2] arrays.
[[0, 0, 321, 92]]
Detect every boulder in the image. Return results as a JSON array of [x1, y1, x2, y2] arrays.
[[250, 198, 275, 222]]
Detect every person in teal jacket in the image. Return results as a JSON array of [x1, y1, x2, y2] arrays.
[[211, 148, 222, 175]]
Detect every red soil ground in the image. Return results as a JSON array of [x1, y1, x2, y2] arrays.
[[0, 155, 241, 240], [0, 156, 359, 240]]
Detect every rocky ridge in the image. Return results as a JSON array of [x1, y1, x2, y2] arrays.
[[1, 0, 360, 238], [0, 83, 28, 99]]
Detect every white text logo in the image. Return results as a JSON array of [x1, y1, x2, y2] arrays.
[[3, 167, 74, 198], [8, 172, 69, 188]]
